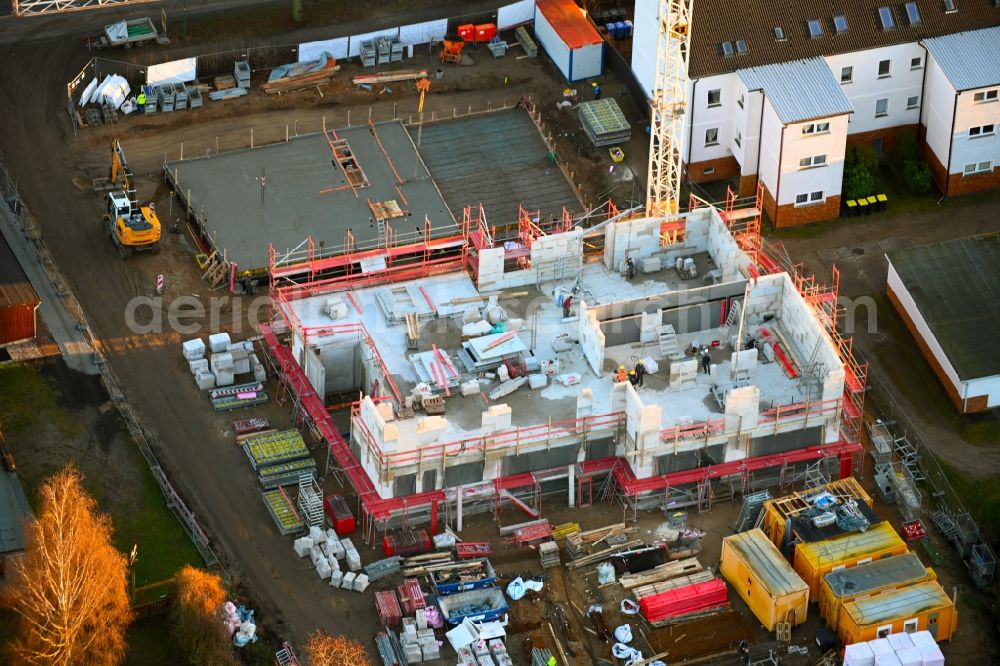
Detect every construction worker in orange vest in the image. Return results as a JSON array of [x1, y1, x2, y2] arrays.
[[614, 365, 627, 383]]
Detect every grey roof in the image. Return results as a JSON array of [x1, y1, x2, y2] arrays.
[[923, 26, 1000, 92], [887, 235, 1000, 380], [844, 581, 950, 626], [823, 553, 929, 598], [738, 58, 854, 124], [726, 529, 808, 597], [0, 470, 32, 555]]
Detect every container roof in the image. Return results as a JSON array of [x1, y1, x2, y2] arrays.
[[0, 232, 40, 309], [887, 235, 1000, 381], [0, 470, 32, 555], [536, 0, 603, 49], [843, 581, 951, 626], [795, 522, 904, 568], [823, 553, 929, 598], [726, 528, 808, 597]]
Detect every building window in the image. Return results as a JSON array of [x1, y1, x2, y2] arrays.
[[907, 95, 919, 110], [944, 0, 957, 13], [734, 131, 742, 148], [877, 625, 893, 639], [905, 2, 921, 25], [904, 619, 919, 634], [910, 56, 923, 70], [703, 166, 716, 175], [799, 154, 828, 168], [795, 191, 824, 206], [808, 19, 823, 39], [705, 128, 720, 146], [773, 26, 786, 41], [878, 60, 891, 78], [802, 122, 831, 135], [875, 98, 889, 118], [969, 124, 996, 137], [707, 89, 722, 107], [841, 66, 853, 84], [973, 90, 999, 103], [878, 7, 896, 31], [963, 161, 993, 175], [736, 39, 748, 55], [722, 41, 735, 57], [833, 15, 848, 34]]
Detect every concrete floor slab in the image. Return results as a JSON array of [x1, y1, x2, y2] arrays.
[[165, 121, 456, 272]]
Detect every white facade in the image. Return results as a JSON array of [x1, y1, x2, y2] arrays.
[[887, 261, 1000, 411], [920, 55, 956, 170], [685, 73, 739, 167], [950, 85, 1000, 177], [825, 43, 925, 139]]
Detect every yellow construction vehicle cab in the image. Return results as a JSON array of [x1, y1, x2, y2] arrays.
[[103, 139, 161, 258]]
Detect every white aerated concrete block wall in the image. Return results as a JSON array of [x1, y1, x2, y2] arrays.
[[578, 302, 606, 376], [623, 382, 663, 478], [481, 404, 512, 433], [603, 215, 665, 272]]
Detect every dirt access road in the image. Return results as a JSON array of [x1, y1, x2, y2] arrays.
[[0, 0, 574, 649]]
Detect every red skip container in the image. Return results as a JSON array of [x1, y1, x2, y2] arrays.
[[457, 24, 476, 42], [475, 23, 497, 42], [324, 494, 356, 535]]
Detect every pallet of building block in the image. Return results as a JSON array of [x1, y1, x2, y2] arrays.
[[515, 26, 538, 58], [243, 429, 309, 470], [257, 457, 317, 488], [539, 540, 560, 569], [397, 578, 426, 614], [262, 488, 305, 535], [174, 82, 189, 110], [212, 390, 268, 412]]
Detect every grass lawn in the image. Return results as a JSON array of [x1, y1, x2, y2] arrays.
[[939, 461, 1000, 537], [0, 364, 77, 437]]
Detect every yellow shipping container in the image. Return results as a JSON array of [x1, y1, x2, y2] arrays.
[[793, 522, 908, 597], [721, 528, 810, 631], [761, 477, 873, 551], [838, 580, 957, 645], [819, 552, 936, 630]]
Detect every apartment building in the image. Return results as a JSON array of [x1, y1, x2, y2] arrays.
[[632, 0, 1000, 226]]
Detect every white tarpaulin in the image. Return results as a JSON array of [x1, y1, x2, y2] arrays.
[[298, 37, 349, 62], [498, 0, 534, 30], [78, 77, 98, 107], [146, 57, 197, 86], [89, 74, 130, 109], [398, 18, 447, 45], [348, 27, 399, 58]]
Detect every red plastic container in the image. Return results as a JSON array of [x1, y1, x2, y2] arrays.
[[324, 494, 356, 535], [383, 529, 432, 557], [457, 24, 475, 42], [475, 23, 497, 42]]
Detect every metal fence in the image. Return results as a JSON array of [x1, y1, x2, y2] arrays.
[[0, 160, 219, 568], [863, 368, 996, 587]]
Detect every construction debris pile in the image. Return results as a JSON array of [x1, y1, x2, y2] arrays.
[[262, 52, 341, 95]]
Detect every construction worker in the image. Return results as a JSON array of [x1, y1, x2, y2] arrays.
[[700, 348, 711, 374], [562, 294, 573, 319], [615, 365, 627, 383], [591, 81, 602, 99], [136, 90, 146, 113], [547, 657, 557, 666], [628, 368, 638, 386], [634, 359, 646, 387]]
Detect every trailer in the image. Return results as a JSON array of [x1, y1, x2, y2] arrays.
[[437, 588, 508, 625], [90, 17, 168, 49], [431, 558, 497, 595]]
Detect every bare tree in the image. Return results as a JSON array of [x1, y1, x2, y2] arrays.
[[3, 465, 132, 665], [303, 630, 371, 666], [172, 565, 236, 666]]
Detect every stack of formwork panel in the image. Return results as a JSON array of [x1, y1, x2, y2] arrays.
[[539, 541, 560, 569], [577, 98, 631, 147]]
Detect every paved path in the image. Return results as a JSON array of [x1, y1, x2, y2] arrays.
[[0, 204, 98, 374]]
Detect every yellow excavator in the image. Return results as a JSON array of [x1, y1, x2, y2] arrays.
[[103, 139, 161, 258]]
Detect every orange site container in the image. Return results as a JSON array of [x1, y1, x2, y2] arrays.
[[457, 24, 475, 42], [475, 23, 497, 42]]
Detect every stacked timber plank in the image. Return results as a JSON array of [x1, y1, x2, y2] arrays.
[[263, 53, 341, 95], [353, 69, 429, 86], [566, 522, 630, 560], [578, 98, 631, 147], [619, 557, 703, 590], [639, 578, 729, 627]]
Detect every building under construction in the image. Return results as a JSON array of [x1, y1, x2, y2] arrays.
[[255, 178, 868, 543]]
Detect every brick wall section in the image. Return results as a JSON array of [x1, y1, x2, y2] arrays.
[[761, 183, 840, 227], [946, 164, 1000, 196], [686, 155, 741, 183], [846, 124, 918, 156], [886, 284, 988, 414], [919, 126, 950, 195], [761, 182, 777, 223], [738, 174, 759, 198]]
